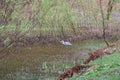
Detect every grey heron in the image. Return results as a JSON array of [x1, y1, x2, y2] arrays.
[[60, 40, 72, 46]]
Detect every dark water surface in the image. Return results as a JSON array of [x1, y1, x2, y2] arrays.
[[0, 40, 105, 80]]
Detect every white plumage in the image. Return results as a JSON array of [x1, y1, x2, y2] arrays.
[[60, 40, 72, 46]]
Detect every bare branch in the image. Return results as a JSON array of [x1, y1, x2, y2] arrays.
[[99, 0, 109, 46]]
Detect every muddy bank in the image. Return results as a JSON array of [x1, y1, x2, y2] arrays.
[[0, 25, 120, 46]]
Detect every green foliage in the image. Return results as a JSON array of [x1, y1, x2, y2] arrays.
[[0, 25, 5, 33], [40, 0, 77, 25], [3, 0, 78, 36], [4, 37, 11, 43], [117, 0, 120, 3]]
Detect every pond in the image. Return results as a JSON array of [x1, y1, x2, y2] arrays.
[[0, 40, 106, 80]]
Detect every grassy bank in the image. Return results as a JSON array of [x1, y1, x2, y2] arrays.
[[70, 51, 120, 80]]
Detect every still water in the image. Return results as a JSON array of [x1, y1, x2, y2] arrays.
[[0, 40, 105, 80]]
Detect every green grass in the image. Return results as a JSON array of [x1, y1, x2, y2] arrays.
[[70, 51, 120, 80]]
